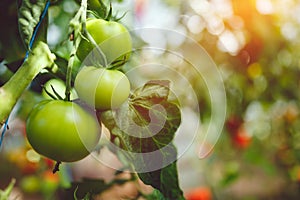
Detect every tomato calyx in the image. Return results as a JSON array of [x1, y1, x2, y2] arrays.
[[81, 22, 131, 69], [77, 17, 132, 68], [108, 55, 129, 70], [43, 84, 64, 100], [88, 0, 126, 22]]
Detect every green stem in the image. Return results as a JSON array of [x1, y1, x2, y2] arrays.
[[84, 28, 108, 67], [81, 0, 107, 67], [65, 53, 75, 101], [0, 41, 56, 126], [65, 0, 108, 100], [0, 178, 16, 200], [65, 0, 87, 100]]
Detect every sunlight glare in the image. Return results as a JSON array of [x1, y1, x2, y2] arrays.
[[256, 0, 274, 15]]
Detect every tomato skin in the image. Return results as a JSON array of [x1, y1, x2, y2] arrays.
[[26, 100, 101, 162], [233, 127, 252, 149], [185, 187, 212, 200], [74, 66, 130, 110], [76, 18, 132, 64]]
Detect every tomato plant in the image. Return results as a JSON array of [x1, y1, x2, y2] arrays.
[[76, 18, 132, 65], [0, 0, 185, 199], [74, 66, 130, 110], [26, 100, 101, 162], [2, 0, 300, 199]]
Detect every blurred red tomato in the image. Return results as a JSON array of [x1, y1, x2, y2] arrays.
[[43, 170, 59, 183], [21, 162, 39, 174], [226, 116, 251, 149], [7, 149, 39, 174], [43, 158, 55, 168], [226, 116, 243, 134], [185, 187, 212, 200], [233, 127, 252, 149], [40, 170, 60, 195]]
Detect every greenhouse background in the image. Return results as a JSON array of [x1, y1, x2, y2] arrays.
[[1, 0, 300, 199]]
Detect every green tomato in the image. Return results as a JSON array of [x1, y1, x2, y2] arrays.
[[74, 66, 130, 110], [26, 100, 101, 162], [20, 176, 40, 194], [42, 79, 78, 100], [76, 18, 132, 64]]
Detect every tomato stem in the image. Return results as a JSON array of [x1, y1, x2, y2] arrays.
[[65, 0, 88, 101], [84, 28, 108, 68], [52, 161, 61, 174], [0, 42, 56, 127], [82, 0, 108, 67], [0, 178, 16, 199], [65, 0, 108, 101]]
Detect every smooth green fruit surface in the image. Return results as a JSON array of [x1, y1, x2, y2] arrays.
[[26, 100, 101, 162], [76, 18, 132, 64], [74, 66, 130, 110]]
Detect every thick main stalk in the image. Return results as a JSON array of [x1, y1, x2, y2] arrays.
[[0, 41, 55, 126]]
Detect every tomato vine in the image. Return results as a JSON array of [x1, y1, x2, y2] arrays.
[[0, 0, 185, 199]]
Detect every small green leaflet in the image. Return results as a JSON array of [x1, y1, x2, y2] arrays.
[[69, 175, 136, 199], [0, 179, 15, 200], [70, 178, 107, 199], [18, 0, 48, 50], [144, 189, 168, 200], [101, 80, 185, 200], [138, 150, 185, 200]]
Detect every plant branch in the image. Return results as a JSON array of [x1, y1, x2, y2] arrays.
[[82, 0, 107, 67], [65, 0, 108, 101], [0, 41, 56, 126], [84, 28, 108, 68], [65, 0, 87, 101], [0, 178, 16, 200]]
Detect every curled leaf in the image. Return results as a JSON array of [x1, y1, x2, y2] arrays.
[[18, 0, 48, 49], [100, 80, 184, 199]]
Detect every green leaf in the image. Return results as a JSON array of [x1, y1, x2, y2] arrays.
[[68, 174, 136, 199], [70, 178, 107, 199], [86, 0, 127, 21], [144, 189, 168, 200], [100, 80, 185, 200], [0, 1, 26, 62], [18, 0, 48, 49], [138, 154, 185, 200], [0, 61, 14, 85], [87, 0, 108, 19], [132, 80, 170, 103]]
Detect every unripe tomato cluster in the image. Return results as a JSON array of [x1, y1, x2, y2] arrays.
[[26, 18, 132, 163]]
